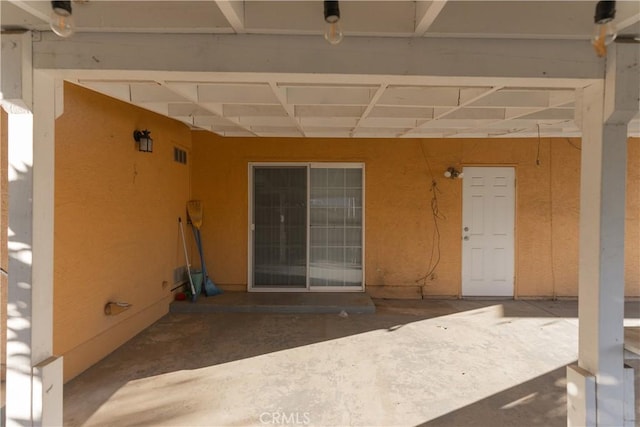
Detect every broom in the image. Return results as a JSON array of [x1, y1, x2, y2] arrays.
[[178, 217, 198, 302], [187, 200, 223, 296]]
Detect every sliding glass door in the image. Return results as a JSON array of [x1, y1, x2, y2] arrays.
[[250, 163, 364, 291], [309, 167, 363, 288], [252, 167, 307, 288]]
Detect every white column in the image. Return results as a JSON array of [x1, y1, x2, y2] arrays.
[[2, 32, 62, 427], [568, 42, 640, 427]]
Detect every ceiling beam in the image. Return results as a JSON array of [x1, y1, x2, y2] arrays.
[[444, 89, 577, 137], [268, 82, 306, 136], [414, 1, 448, 36], [401, 86, 500, 137], [6, 0, 50, 23], [352, 83, 389, 134], [213, 0, 245, 33], [617, 12, 640, 33], [159, 81, 257, 136], [33, 33, 603, 83]]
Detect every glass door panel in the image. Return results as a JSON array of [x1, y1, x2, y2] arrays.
[[253, 167, 307, 288], [309, 167, 363, 288]]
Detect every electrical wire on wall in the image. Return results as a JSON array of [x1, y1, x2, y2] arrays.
[[565, 138, 581, 151], [416, 141, 446, 286], [536, 124, 542, 166], [416, 180, 446, 286]]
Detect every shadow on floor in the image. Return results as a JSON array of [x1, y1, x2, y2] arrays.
[[63, 299, 639, 426], [421, 365, 570, 427], [65, 307, 443, 426]]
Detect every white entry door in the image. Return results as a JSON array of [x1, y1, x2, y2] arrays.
[[462, 167, 515, 297]]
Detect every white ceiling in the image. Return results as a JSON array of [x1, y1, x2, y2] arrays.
[[3, 0, 640, 138]]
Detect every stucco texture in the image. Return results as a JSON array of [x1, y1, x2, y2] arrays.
[[6, 84, 640, 383], [190, 132, 640, 299], [54, 83, 192, 381]]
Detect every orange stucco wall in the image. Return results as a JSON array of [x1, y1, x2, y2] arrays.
[[2, 84, 639, 384], [191, 132, 640, 299], [54, 83, 192, 381]]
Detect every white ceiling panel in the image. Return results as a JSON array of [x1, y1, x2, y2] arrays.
[[470, 91, 551, 108], [286, 87, 375, 105], [130, 84, 187, 103], [244, 1, 415, 35], [305, 127, 354, 134], [378, 87, 460, 107], [299, 117, 359, 128], [517, 109, 575, 121], [73, 1, 232, 33], [353, 128, 410, 137], [428, 1, 594, 38], [171, 116, 195, 125], [368, 106, 434, 119], [198, 84, 278, 104], [1, 1, 47, 30], [78, 82, 132, 102], [137, 102, 169, 116], [442, 108, 506, 120], [238, 117, 297, 127], [9, 0, 636, 139], [219, 131, 256, 137], [295, 105, 365, 118], [194, 116, 240, 127], [422, 119, 499, 129], [223, 104, 288, 117], [168, 103, 215, 117], [69, 74, 639, 138], [358, 117, 425, 128]]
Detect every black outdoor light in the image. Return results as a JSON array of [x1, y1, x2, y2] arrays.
[[133, 130, 153, 153]]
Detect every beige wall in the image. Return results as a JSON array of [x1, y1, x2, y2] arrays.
[[190, 132, 640, 299], [54, 84, 192, 381]]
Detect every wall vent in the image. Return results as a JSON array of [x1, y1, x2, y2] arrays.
[[174, 147, 187, 165]]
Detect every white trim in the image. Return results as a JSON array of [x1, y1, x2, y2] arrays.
[[361, 165, 366, 292], [248, 162, 308, 292], [248, 162, 365, 292], [461, 166, 515, 297], [305, 166, 311, 290], [247, 163, 253, 290], [33, 33, 603, 82]]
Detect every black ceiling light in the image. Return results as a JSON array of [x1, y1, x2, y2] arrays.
[[324, 1, 343, 45], [592, 0, 617, 57], [50, 1, 75, 37]]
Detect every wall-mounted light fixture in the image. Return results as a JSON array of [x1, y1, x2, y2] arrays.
[[592, 0, 617, 57], [133, 130, 153, 153], [324, 1, 343, 45], [50, 1, 75, 37], [444, 167, 463, 179]]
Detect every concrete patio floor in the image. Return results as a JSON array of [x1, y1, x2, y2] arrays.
[[64, 299, 640, 426]]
